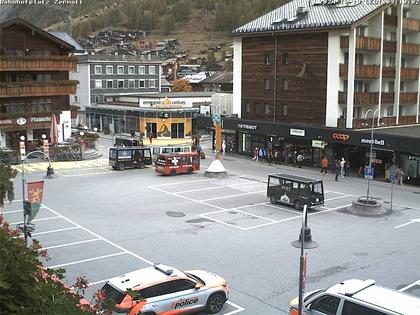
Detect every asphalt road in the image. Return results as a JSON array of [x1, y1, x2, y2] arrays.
[[3, 137, 420, 314]]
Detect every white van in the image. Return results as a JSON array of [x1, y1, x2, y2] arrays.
[[289, 279, 420, 315], [152, 145, 191, 163]]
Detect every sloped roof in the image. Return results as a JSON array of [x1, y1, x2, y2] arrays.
[[232, 0, 387, 35], [201, 72, 233, 85], [49, 31, 84, 53], [0, 17, 76, 51]]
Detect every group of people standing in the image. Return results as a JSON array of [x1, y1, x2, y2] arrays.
[[321, 156, 351, 181]]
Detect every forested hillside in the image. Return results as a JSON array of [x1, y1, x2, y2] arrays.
[[2, 0, 288, 39]]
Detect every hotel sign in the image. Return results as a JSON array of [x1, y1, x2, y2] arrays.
[[31, 117, 51, 123]]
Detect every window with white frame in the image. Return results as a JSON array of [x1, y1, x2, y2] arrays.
[[106, 66, 113, 75], [128, 80, 135, 88], [149, 66, 156, 75], [149, 79, 156, 88], [128, 66, 135, 75], [117, 66, 124, 75], [107, 80, 113, 89], [118, 80, 124, 88], [74, 95, 79, 103], [94, 65, 102, 75], [139, 80, 145, 88], [95, 80, 102, 89], [139, 66, 145, 74]]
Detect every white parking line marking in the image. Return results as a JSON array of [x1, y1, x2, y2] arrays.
[[43, 205, 154, 265], [225, 301, 245, 314], [225, 202, 269, 211], [48, 252, 127, 269], [32, 226, 80, 236], [398, 280, 420, 292], [55, 169, 112, 177], [41, 238, 101, 251], [394, 218, 420, 229], [233, 209, 277, 222], [175, 181, 258, 194], [2, 206, 46, 214], [88, 278, 112, 286], [263, 203, 302, 214], [324, 195, 352, 202], [200, 190, 266, 202], [149, 177, 218, 188], [199, 214, 247, 231], [10, 215, 60, 225]]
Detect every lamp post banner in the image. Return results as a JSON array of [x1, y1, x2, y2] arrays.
[[27, 181, 44, 224]]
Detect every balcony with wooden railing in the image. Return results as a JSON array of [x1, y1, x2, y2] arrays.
[[403, 17, 420, 32], [402, 43, 420, 56], [400, 92, 418, 104], [0, 80, 78, 98], [381, 92, 394, 104], [0, 55, 78, 72], [353, 115, 418, 128], [339, 64, 380, 79], [401, 68, 419, 80], [382, 67, 395, 78], [384, 15, 397, 28], [338, 92, 379, 105], [383, 40, 396, 53], [340, 36, 381, 51]]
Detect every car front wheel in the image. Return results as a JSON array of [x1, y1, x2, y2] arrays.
[[205, 293, 225, 314]]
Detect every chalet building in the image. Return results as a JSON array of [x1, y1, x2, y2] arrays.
[[0, 17, 80, 150], [70, 54, 162, 126], [86, 92, 212, 139], [198, 1, 420, 183]]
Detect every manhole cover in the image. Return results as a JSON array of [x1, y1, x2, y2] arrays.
[[229, 211, 239, 214], [166, 211, 185, 218]]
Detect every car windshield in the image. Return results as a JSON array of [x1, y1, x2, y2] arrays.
[[101, 283, 125, 304], [305, 289, 325, 302], [185, 272, 205, 285]]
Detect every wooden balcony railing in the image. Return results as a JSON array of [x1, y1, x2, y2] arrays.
[[338, 92, 379, 105], [383, 40, 396, 53], [0, 55, 78, 72], [340, 36, 381, 51], [381, 92, 394, 104], [400, 92, 418, 104], [382, 67, 395, 78], [401, 68, 419, 80], [402, 43, 420, 56], [384, 15, 397, 28], [0, 80, 78, 98], [339, 64, 380, 79], [352, 115, 418, 128], [403, 17, 420, 32]]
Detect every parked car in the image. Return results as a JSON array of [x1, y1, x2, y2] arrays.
[[100, 263, 229, 314], [289, 279, 420, 315]]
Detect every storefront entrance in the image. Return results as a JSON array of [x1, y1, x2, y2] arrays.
[[171, 123, 184, 138], [146, 123, 157, 138]]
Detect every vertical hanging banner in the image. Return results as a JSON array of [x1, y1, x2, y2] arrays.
[[27, 181, 44, 224], [43, 139, 49, 157], [19, 141, 26, 161]]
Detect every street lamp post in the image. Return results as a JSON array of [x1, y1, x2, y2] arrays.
[[20, 150, 55, 246], [364, 108, 380, 202], [291, 205, 318, 315]]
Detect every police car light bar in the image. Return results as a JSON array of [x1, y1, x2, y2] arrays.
[[154, 263, 173, 275]]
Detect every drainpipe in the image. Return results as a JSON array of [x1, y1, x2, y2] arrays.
[[273, 33, 278, 123]]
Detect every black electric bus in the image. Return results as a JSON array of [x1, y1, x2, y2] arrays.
[[267, 173, 324, 210], [109, 147, 152, 170]]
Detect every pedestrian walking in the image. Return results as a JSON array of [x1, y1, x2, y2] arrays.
[[297, 153, 304, 168], [293, 151, 298, 167], [221, 140, 226, 155], [258, 147, 265, 163], [344, 160, 351, 178], [397, 166, 404, 185], [252, 147, 258, 161], [149, 132, 153, 144], [266, 148, 272, 165], [334, 159, 340, 181], [340, 158, 345, 178], [321, 156, 329, 175]]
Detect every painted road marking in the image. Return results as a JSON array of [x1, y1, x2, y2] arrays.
[[31, 226, 80, 236], [394, 218, 420, 229], [49, 252, 128, 269], [225, 301, 245, 315], [41, 238, 101, 251], [263, 203, 302, 214], [10, 215, 60, 225], [324, 195, 353, 202], [200, 190, 266, 202], [399, 280, 420, 292], [175, 181, 254, 194]]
